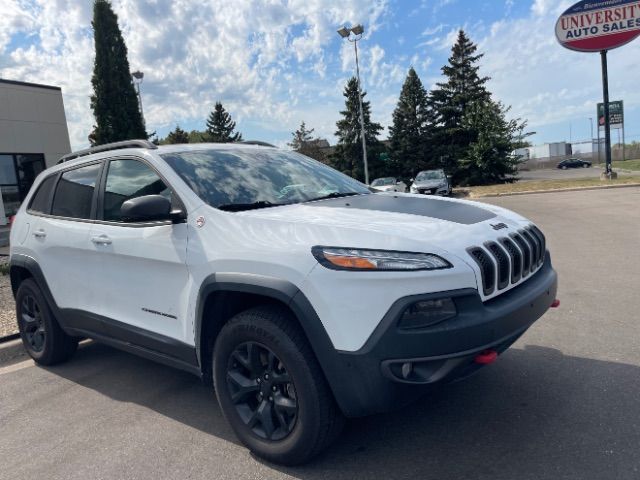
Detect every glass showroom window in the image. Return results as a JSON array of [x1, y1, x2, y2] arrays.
[[0, 153, 46, 224]]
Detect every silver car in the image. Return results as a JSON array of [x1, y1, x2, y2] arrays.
[[370, 177, 407, 193], [410, 169, 451, 196]]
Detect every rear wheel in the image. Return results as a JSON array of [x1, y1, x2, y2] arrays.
[[16, 279, 77, 365], [583, 164, 589, 168], [213, 306, 344, 465]]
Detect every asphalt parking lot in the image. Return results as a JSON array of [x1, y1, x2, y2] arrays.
[[1, 187, 639, 480]]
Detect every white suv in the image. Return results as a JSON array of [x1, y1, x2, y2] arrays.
[[9, 140, 558, 465]]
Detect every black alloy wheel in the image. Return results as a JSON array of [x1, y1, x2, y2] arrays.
[[226, 341, 298, 441], [20, 294, 46, 352]]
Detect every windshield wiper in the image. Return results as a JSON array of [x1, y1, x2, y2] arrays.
[[217, 200, 285, 212], [304, 192, 364, 203]]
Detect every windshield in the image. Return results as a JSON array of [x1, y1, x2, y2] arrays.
[[416, 170, 445, 181], [371, 177, 395, 186], [161, 148, 370, 210]]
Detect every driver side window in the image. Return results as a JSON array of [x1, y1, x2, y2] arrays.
[[103, 159, 173, 222]]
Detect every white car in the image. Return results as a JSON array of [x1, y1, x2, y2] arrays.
[[9, 140, 558, 465], [370, 177, 407, 193], [410, 169, 451, 196]]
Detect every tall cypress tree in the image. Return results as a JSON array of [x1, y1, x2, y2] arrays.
[[430, 30, 491, 179], [205, 102, 242, 142], [388, 67, 433, 180], [330, 77, 383, 182], [89, 0, 146, 146]]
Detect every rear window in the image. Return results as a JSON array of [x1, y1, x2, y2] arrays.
[[51, 163, 101, 219], [28, 175, 57, 214]]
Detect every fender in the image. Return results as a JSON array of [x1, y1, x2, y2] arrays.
[[10, 254, 63, 321], [194, 273, 365, 415]]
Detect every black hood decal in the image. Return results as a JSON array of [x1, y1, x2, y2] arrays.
[[308, 194, 496, 225]]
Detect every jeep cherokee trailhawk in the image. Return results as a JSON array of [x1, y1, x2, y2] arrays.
[[10, 140, 558, 465]]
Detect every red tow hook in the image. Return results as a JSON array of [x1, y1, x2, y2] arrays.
[[475, 349, 498, 365], [551, 299, 560, 308]]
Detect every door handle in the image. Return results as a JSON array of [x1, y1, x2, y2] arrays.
[[91, 235, 112, 245], [33, 229, 46, 238]]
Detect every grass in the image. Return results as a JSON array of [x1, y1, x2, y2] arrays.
[[612, 159, 640, 171], [0, 263, 8, 276], [465, 176, 640, 198]]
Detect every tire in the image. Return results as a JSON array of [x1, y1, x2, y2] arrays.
[[583, 164, 589, 168], [213, 306, 344, 465], [15, 278, 78, 365], [561, 166, 568, 170]]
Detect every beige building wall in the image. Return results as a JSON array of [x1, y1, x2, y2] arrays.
[[0, 79, 71, 167]]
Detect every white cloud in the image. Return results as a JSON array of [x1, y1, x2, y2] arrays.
[[1, 0, 390, 149]]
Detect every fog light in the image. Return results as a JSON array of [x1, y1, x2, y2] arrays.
[[399, 298, 457, 330]]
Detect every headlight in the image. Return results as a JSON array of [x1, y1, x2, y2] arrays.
[[312, 247, 452, 271]]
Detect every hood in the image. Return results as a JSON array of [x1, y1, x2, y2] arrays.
[[413, 179, 446, 188], [234, 193, 529, 255]]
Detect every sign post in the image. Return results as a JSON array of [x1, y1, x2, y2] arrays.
[[555, 0, 640, 178]]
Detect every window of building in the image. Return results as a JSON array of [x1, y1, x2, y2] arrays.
[[0, 153, 46, 223], [52, 163, 101, 219]]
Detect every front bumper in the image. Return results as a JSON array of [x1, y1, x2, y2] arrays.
[[414, 185, 449, 196], [320, 254, 557, 417]]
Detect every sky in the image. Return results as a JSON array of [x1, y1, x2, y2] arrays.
[[1, 0, 639, 151]]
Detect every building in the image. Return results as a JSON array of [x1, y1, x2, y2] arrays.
[[0, 79, 71, 238]]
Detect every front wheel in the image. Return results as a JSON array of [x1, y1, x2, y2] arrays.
[[213, 306, 344, 465]]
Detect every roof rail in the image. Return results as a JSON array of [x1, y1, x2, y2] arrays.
[[237, 140, 277, 148], [58, 139, 158, 164]]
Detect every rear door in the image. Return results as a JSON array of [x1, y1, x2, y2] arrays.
[[29, 162, 103, 312], [89, 157, 190, 343]]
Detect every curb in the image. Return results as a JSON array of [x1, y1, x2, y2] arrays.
[[0, 337, 27, 366], [469, 182, 640, 199]]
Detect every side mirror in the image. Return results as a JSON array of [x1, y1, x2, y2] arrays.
[[121, 195, 177, 222], [409, 178, 414, 183]]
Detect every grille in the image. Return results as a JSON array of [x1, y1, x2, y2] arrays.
[[468, 225, 546, 298]]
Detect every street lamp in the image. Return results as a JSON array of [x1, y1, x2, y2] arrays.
[[337, 24, 369, 185], [131, 70, 145, 127]]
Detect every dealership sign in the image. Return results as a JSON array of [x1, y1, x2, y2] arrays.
[[598, 100, 624, 127], [556, 0, 640, 52]]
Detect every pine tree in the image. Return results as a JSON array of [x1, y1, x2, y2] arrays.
[[458, 101, 531, 186], [288, 121, 328, 162], [288, 121, 315, 151], [330, 77, 383, 182], [430, 30, 491, 178], [89, 0, 146, 146], [205, 102, 242, 142], [163, 125, 189, 144], [388, 67, 433, 180]]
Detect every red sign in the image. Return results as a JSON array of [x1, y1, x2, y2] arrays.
[[556, 0, 640, 52]]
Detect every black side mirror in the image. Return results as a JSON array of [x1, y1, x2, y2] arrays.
[[120, 195, 174, 222]]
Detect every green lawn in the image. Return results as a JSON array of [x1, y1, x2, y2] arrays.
[[612, 159, 640, 171], [465, 176, 640, 197]]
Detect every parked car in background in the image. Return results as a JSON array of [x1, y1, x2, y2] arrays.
[[557, 158, 592, 169], [410, 169, 451, 196], [370, 177, 407, 193]]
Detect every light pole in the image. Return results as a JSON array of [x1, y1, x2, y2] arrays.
[[337, 24, 369, 185], [131, 70, 145, 128], [589, 117, 594, 141]]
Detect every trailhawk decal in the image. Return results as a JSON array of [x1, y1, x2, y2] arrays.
[[309, 194, 496, 225]]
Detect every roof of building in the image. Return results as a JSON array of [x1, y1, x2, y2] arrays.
[[0, 78, 62, 92]]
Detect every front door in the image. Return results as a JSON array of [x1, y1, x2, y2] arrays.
[[89, 158, 190, 343]]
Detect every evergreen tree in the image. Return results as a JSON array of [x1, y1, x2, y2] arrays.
[[288, 121, 328, 162], [163, 125, 189, 144], [288, 121, 315, 151], [429, 30, 491, 179], [457, 101, 531, 186], [89, 0, 146, 146], [330, 77, 383, 182], [388, 67, 433, 180], [205, 102, 242, 142]]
